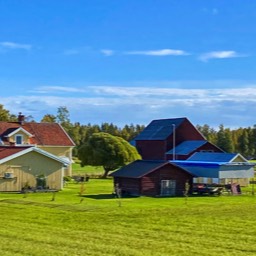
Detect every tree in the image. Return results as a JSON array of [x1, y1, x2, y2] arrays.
[[0, 104, 16, 121], [238, 129, 249, 157], [216, 125, 234, 152], [78, 132, 141, 178], [41, 114, 57, 123]]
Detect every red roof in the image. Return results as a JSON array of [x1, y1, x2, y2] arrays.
[[0, 146, 29, 159], [0, 122, 75, 146]]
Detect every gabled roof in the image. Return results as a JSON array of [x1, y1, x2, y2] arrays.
[[0, 146, 70, 165], [6, 127, 33, 137], [166, 140, 207, 155], [110, 160, 194, 178], [187, 152, 248, 162], [0, 122, 75, 146], [134, 118, 186, 140]]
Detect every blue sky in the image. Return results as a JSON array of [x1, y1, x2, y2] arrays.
[[1, 0, 256, 128]]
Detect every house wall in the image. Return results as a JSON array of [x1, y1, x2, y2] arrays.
[[136, 140, 166, 160], [37, 146, 73, 176], [0, 151, 63, 191]]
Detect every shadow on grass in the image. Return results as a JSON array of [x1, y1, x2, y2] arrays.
[[82, 194, 140, 200], [82, 194, 115, 200]]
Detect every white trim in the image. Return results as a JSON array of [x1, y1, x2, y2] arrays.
[[6, 127, 33, 137], [15, 134, 23, 144], [0, 147, 70, 165], [230, 153, 248, 163]]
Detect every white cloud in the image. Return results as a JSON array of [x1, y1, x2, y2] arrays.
[[0, 41, 32, 50], [100, 49, 114, 56], [3, 83, 256, 127], [199, 51, 242, 62], [125, 49, 189, 56]]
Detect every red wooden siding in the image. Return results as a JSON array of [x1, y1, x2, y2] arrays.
[[113, 177, 141, 196], [136, 140, 166, 160], [114, 164, 193, 197]]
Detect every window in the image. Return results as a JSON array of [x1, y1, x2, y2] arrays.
[[161, 180, 176, 196], [15, 134, 23, 144]]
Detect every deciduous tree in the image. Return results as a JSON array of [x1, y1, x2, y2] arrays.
[[78, 132, 141, 178]]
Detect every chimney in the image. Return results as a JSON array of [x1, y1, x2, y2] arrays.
[[18, 112, 25, 125]]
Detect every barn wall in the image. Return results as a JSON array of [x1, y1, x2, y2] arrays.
[[165, 119, 205, 152], [113, 177, 141, 196], [142, 165, 193, 196], [0, 151, 63, 191], [136, 140, 166, 160]]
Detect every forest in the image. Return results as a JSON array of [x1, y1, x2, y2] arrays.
[[1, 104, 256, 159]]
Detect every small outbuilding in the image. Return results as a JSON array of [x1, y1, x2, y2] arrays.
[[110, 160, 195, 197]]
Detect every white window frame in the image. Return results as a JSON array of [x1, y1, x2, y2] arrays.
[[15, 134, 23, 145]]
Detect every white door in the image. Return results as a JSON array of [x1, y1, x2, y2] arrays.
[[161, 180, 176, 196]]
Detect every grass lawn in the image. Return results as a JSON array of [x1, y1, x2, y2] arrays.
[[72, 161, 104, 176], [0, 179, 256, 256]]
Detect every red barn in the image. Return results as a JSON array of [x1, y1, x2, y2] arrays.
[[134, 118, 223, 161], [110, 160, 194, 197]]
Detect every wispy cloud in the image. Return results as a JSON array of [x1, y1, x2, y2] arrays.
[[3, 82, 256, 127], [125, 49, 189, 56], [0, 41, 32, 50], [32, 86, 87, 93], [199, 51, 242, 62], [100, 49, 114, 56]]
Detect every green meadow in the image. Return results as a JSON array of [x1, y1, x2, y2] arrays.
[[0, 179, 256, 256]]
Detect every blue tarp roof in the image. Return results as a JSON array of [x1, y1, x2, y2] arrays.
[[166, 140, 207, 155], [134, 118, 185, 140], [170, 160, 254, 178], [188, 152, 239, 162]]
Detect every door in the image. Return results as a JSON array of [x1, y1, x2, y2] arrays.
[[161, 180, 176, 196]]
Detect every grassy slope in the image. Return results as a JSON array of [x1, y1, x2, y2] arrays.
[[0, 179, 256, 256]]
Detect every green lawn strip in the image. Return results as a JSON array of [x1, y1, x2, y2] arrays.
[[0, 180, 256, 255]]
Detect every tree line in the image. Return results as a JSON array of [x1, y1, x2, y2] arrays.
[[1, 104, 256, 158], [196, 124, 256, 158]]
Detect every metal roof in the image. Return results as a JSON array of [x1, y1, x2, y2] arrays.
[[187, 152, 243, 162], [171, 160, 255, 178], [134, 118, 185, 140], [110, 160, 166, 178], [166, 140, 207, 155]]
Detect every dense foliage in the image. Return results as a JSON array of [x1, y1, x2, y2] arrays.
[[197, 124, 256, 158], [77, 132, 141, 177], [1, 104, 256, 158]]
